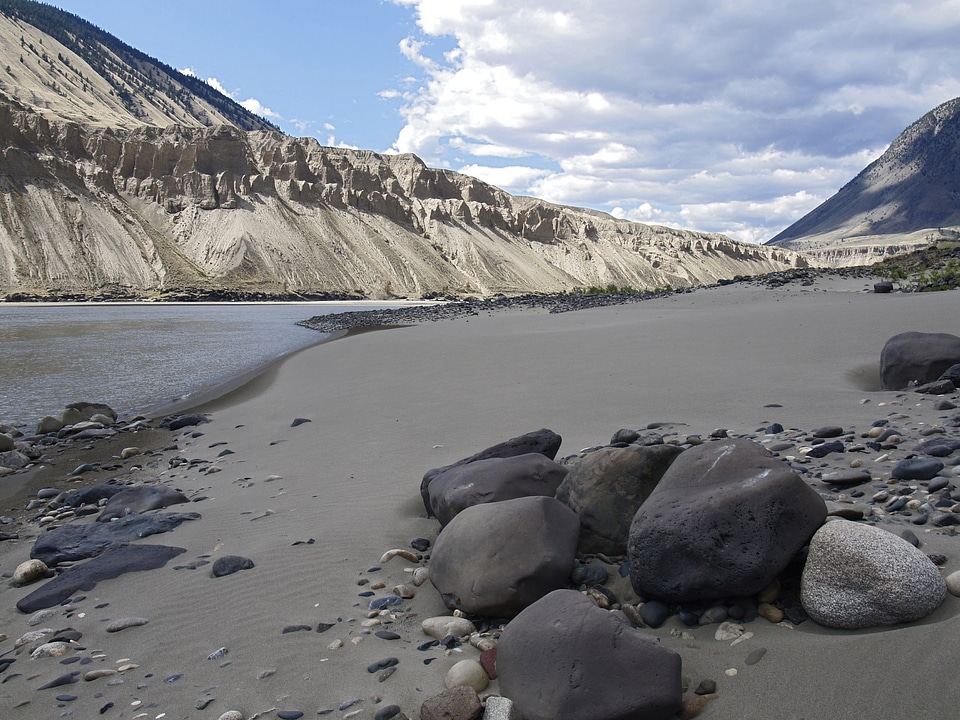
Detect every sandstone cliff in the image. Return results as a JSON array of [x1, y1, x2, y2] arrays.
[[0, 102, 804, 299]]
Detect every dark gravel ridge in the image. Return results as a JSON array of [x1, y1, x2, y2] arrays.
[[297, 267, 875, 334]]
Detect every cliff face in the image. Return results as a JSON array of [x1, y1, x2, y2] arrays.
[[0, 103, 803, 298], [767, 96, 960, 266]]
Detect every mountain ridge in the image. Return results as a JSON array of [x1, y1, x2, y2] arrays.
[[767, 96, 960, 265], [0, 0, 805, 299]]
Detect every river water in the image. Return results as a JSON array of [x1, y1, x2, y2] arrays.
[[0, 302, 397, 431]]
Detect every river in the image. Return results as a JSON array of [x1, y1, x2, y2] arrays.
[[0, 302, 404, 431]]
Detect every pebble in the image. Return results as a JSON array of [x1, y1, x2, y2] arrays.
[[744, 647, 767, 665], [218, 712, 244, 720], [277, 712, 304, 719], [367, 657, 399, 673], [375, 631, 402, 640], [714, 622, 744, 641], [757, 603, 784, 623], [699, 605, 728, 625], [946, 571, 960, 597], [694, 679, 717, 695], [639, 600, 671, 628], [207, 647, 228, 660], [13, 558, 48, 585], [83, 669, 119, 681], [422, 616, 476, 639], [374, 705, 402, 720], [28, 608, 60, 626], [106, 617, 149, 633], [678, 696, 711, 719], [444, 659, 489, 692], [31, 641, 73, 658]]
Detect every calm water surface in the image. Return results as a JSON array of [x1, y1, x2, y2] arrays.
[[0, 303, 389, 430]]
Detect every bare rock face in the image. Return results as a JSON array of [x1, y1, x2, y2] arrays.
[[880, 331, 960, 390], [0, 99, 803, 299], [497, 589, 683, 720], [628, 438, 827, 603], [429, 496, 579, 617]]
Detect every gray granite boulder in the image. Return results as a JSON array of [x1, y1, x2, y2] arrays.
[[555, 443, 684, 555], [801, 519, 947, 628], [421, 429, 562, 516], [497, 589, 682, 720], [880, 331, 960, 390], [426, 453, 569, 527], [430, 495, 579, 617], [0, 433, 13, 452], [628, 438, 827, 603]]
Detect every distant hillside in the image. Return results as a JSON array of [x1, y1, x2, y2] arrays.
[[767, 96, 960, 266], [0, 0, 804, 300], [0, 0, 276, 130]]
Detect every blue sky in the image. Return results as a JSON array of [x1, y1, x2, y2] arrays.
[[48, 1, 960, 243]]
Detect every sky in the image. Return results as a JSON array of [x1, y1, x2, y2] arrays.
[[48, 0, 960, 243]]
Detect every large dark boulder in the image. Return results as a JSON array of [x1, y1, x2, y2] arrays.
[[426, 453, 569, 527], [497, 589, 682, 720], [880, 332, 960, 390], [628, 438, 827, 603], [421, 429, 562, 516], [555, 444, 684, 555], [429, 496, 579, 617]]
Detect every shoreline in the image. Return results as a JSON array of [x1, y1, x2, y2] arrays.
[[3, 274, 960, 719]]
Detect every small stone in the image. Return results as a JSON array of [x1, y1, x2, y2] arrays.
[[212, 555, 255, 577], [106, 617, 149, 633], [374, 705, 402, 720], [757, 602, 784, 623], [420, 686, 481, 720], [31, 641, 73, 658], [444, 659, 489, 692], [639, 600, 671, 628], [744, 647, 767, 665], [120, 447, 141, 459], [422, 616, 476, 640], [13, 559, 48, 586], [481, 696, 520, 720], [367, 657, 399, 673], [678, 696, 711, 719], [946, 571, 960, 597], [277, 712, 304, 720], [714, 622, 744, 641], [218, 712, 245, 720], [699, 605, 728, 625], [375, 631, 401, 640], [694, 679, 717, 695]]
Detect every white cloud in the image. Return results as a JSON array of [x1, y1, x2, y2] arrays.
[[457, 164, 550, 190], [179, 68, 282, 122], [240, 97, 281, 120], [390, 0, 960, 242]]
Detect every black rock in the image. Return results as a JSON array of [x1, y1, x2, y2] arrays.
[[629, 438, 826, 603], [367, 657, 398, 673], [17, 544, 186, 613], [880, 332, 960, 390], [97, 485, 190, 522], [639, 600, 671, 628], [892, 457, 945, 481], [160, 413, 209, 431], [31, 512, 199, 566], [410, 538, 431, 552], [498, 590, 682, 720], [211, 555, 255, 577], [420, 429, 562, 515], [807, 441, 845, 458], [291, 418, 312, 427]]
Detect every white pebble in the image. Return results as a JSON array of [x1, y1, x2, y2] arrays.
[[946, 570, 960, 597]]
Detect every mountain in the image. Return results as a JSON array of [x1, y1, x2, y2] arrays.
[[0, 0, 275, 131], [0, 1, 803, 300], [767, 96, 960, 266]]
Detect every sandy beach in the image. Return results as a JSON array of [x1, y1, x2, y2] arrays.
[[2, 275, 960, 720]]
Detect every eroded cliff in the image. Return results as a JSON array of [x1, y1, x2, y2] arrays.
[[0, 103, 804, 299]]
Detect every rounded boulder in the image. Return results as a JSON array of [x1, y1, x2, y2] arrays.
[[497, 589, 682, 720], [429, 495, 579, 617], [801, 519, 947, 628]]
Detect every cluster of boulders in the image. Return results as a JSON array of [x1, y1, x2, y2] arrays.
[[0, 402, 122, 477], [413, 332, 960, 720]]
